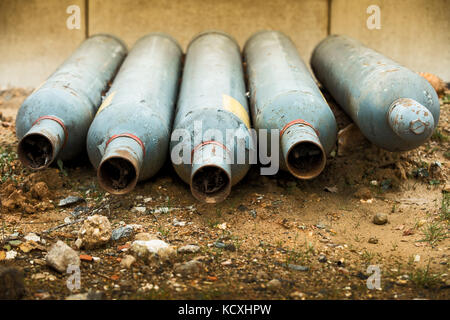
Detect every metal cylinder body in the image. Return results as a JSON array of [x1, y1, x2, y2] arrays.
[[170, 31, 252, 203], [311, 35, 440, 151], [87, 33, 182, 194], [244, 30, 337, 179], [16, 34, 127, 169]]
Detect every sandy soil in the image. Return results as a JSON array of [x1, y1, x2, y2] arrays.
[[0, 87, 449, 300]]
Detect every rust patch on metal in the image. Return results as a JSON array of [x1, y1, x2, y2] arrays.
[[106, 133, 146, 158], [280, 119, 320, 138], [32, 116, 68, 148]]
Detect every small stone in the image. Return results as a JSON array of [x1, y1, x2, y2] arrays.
[[0, 267, 25, 299], [318, 254, 327, 263], [178, 244, 200, 254], [132, 240, 169, 253], [214, 241, 226, 249], [368, 237, 379, 244], [9, 240, 22, 247], [290, 291, 305, 299], [221, 259, 232, 266], [120, 255, 136, 269], [5, 250, 17, 260], [138, 283, 156, 292], [134, 232, 158, 241], [287, 264, 309, 272], [132, 206, 146, 213], [65, 290, 105, 300], [58, 195, 85, 207], [217, 222, 227, 230], [77, 215, 112, 249], [24, 233, 40, 243], [46, 241, 80, 273], [131, 240, 176, 263], [111, 225, 134, 241], [173, 219, 187, 227], [173, 260, 203, 277], [74, 238, 83, 249], [34, 258, 46, 266], [266, 279, 282, 291], [31, 273, 47, 280], [7, 232, 20, 240], [414, 255, 420, 263], [315, 222, 327, 229], [373, 213, 388, 225]]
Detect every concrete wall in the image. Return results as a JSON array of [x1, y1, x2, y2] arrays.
[[0, 0, 86, 88], [330, 0, 450, 81], [0, 0, 449, 88], [89, 0, 328, 63]]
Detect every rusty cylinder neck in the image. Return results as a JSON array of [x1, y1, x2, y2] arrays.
[[97, 136, 144, 195], [190, 142, 232, 203], [281, 123, 326, 179], [17, 118, 66, 170]]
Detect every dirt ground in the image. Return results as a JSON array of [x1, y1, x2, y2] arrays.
[[0, 87, 449, 300]]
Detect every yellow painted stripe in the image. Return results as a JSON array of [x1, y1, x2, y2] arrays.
[[222, 94, 250, 129], [96, 91, 116, 115]]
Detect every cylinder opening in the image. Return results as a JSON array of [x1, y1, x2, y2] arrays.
[[18, 133, 55, 169], [191, 165, 231, 203], [98, 156, 139, 195], [286, 141, 326, 179]]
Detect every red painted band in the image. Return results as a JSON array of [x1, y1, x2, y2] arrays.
[[106, 133, 146, 158], [32, 116, 68, 148], [279, 119, 319, 138], [191, 140, 230, 162]]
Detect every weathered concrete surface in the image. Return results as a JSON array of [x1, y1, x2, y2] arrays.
[[1, 0, 448, 86], [89, 0, 328, 62], [0, 0, 86, 88], [330, 0, 450, 81]]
